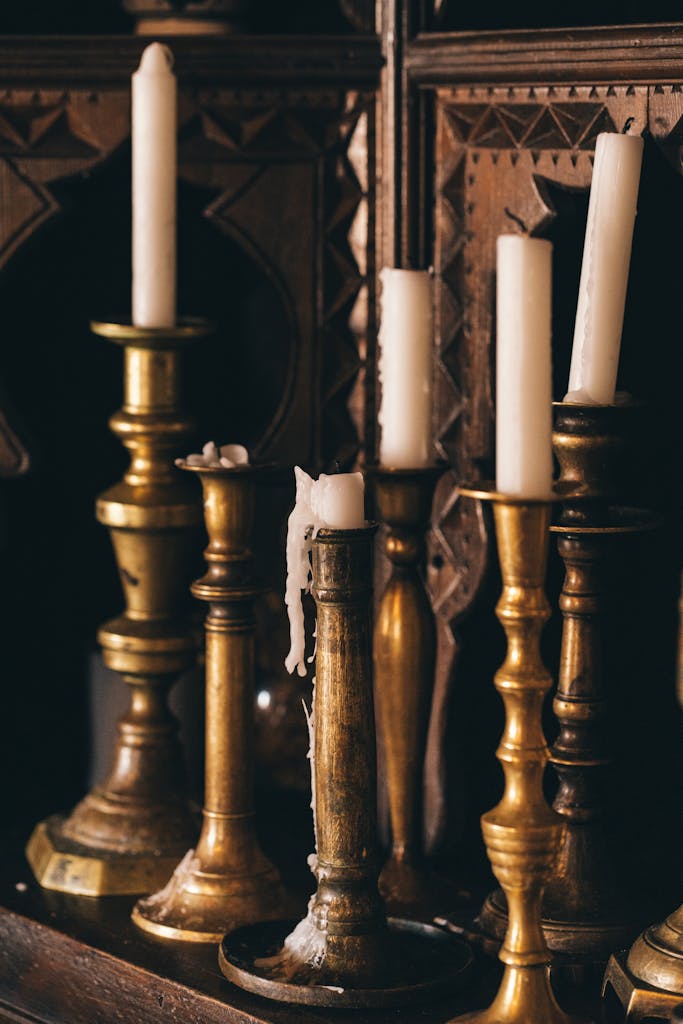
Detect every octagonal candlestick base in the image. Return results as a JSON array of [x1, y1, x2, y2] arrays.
[[132, 463, 294, 942], [219, 525, 473, 1007], [27, 318, 210, 897], [451, 485, 589, 1024]]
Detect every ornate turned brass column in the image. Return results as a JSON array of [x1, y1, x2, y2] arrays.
[[27, 318, 210, 897], [219, 525, 472, 1008], [480, 402, 651, 966], [132, 461, 292, 942], [372, 465, 445, 909], [455, 485, 585, 1024]]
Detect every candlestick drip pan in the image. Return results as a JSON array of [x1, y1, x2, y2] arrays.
[[218, 916, 473, 1008]]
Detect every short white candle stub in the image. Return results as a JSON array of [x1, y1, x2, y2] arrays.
[[566, 131, 643, 405], [178, 442, 249, 468], [284, 467, 364, 677]]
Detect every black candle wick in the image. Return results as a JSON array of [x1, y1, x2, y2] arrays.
[[504, 207, 528, 233], [622, 117, 635, 134]]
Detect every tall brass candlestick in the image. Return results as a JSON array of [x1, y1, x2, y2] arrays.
[[132, 462, 292, 942], [219, 525, 472, 1008], [455, 485, 584, 1024], [372, 466, 445, 908], [480, 403, 650, 965], [27, 318, 210, 897]]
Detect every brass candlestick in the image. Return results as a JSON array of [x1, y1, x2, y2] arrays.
[[481, 403, 650, 964], [219, 525, 473, 1008], [27, 318, 210, 897], [455, 484, 584, 1024], [372, 465, 445, 909], [132, 462, 292, 942]]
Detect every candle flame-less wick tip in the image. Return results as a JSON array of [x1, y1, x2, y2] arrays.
[[504, 207, 528, 234], [138, 42, 175, 75], [622, 116, 635, 135]]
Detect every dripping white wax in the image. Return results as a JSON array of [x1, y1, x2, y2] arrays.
[[284, 467, 364, 677]]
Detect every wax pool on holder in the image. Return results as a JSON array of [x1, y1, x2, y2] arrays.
[[284, 468, 365, 678]]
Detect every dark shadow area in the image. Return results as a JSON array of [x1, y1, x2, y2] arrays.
[[434, 0, 682, 31]]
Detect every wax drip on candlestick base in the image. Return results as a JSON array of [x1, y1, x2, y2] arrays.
[[219, 526, 473, 1007]]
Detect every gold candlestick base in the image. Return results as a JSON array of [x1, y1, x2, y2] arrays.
[[371, 465, 447, 914], [132, 463, 294, 942], [602, 904, 683, 1020], [27, 318, 211, 897], [453, 485, 589, 1024], [219, 526, 473, 1007]]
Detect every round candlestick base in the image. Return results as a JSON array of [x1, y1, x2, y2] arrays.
[[132, 846, 295, 943], [218, 917, 473, 1008]]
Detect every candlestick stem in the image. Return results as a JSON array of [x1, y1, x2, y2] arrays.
[[27, 318, 210, 896], [372, 465, 445, 909], [132, 463, 293, 942], [454, 485, 586, 1024], [219, 525, 472, 1007], [480, 403, 650, 969]]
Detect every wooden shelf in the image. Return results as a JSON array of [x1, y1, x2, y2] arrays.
[[0, 840, 499, 1024]]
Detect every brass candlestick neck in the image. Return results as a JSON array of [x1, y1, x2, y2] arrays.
[[372, 465, 445, 909], [133, 463, 293, 942], [455, 484, 586, 1024], [219, 522, 473, 1007], [27, 318, 210, 897], [481, 404, 650, 965]]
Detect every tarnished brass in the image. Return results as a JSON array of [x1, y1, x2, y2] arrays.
[[481, 403, 649, 961], [454, 484, 585, 1024], [602, 906, 683, 1021], [372, 465, 445, 909], [27, 318, 210, 897], [219, 526, 473, 1007], [132, 462, 292, 942]]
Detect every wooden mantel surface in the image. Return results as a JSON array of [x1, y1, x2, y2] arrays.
[[0, 840, 502, 1024]]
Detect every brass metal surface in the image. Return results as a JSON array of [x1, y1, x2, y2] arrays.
[[603, 949, 683, 1022], [132, 463, 292, 942], [481, 404, 650, 962], [372, 465, 446, 910], [453, 486, 585, 1024], [219, 525, 472, 1006], [27, 319, 210, 897]]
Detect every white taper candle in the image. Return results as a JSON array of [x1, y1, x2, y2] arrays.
[[132, 43, 177, 328], [496, 235, 553, 499], [565, 132, 643, 405], [378, 269, 433, 468]]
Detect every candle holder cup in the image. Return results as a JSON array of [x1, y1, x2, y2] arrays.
[[480, 402, 653, 972], [370, 464, 446, 912], [219, 525, 473, 1007], [132, 462, 294, 942], [27, 318, 211, 897], [453, 483, 588, 1024]]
